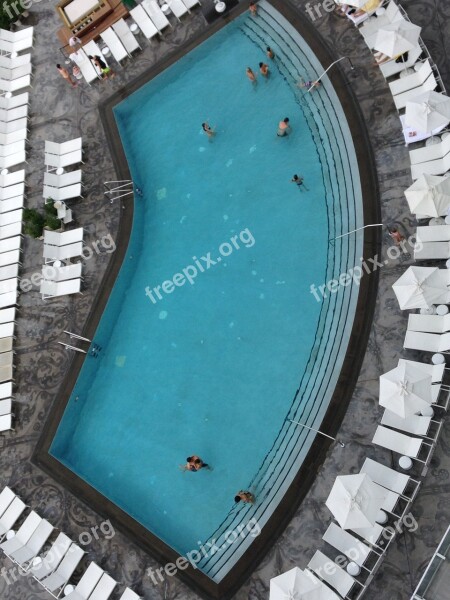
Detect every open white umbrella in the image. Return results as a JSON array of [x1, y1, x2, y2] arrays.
[[373, 21, 421, 58], [392, 266, 450, 309], [405, 174, 450, 217], [406, 91, 450, 132], [380, 363, 432, 418], [326, 474, 387, 530], [270, 567, 325, 600]]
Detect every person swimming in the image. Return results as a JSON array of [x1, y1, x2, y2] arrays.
[[277, 117, 290, 137], [202, 122, 215, 138], [246, 67, 257, 82]]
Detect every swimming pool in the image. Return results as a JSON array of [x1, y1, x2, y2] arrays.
[[49, 1, 363, 584]]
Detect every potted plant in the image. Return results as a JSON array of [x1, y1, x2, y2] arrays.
[[23, 204, 61, 239]]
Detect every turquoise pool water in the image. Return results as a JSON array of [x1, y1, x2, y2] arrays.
[[50, 3, 363, 580]]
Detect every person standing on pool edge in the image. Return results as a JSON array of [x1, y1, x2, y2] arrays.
[[277, 118, 290, 137]]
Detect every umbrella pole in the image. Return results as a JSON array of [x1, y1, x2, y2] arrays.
[[288, 419, 345, 447]]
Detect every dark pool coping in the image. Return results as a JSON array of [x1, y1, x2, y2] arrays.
[[33, 1, 381, 598]]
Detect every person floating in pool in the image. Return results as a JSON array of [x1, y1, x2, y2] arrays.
[[249, 1, 257, 16], [277, 117, 290, 137], [202, 122, 215, 138], [246, 67, 257, 83], [181, 455, 209, 472], [298, 77, 321, 92], [259, 62, 269, 78], [235, 491, 255, 504], [266, 46, 275, 60], [291, 174, 309, 191]]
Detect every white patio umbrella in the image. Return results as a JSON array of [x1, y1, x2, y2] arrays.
[[373, 21, 421, 58], [405, 91, 450, 132], [326, 474, 387, 530], [405, 174, 450, 217], [392, 266, 450, 309], [270, 567, 323, 600], [379, 363, 432, 418]]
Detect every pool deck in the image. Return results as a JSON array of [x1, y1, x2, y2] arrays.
[[1, 1, 449, 599]]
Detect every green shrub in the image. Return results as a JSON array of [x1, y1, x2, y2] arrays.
[[23, 206, 61, 238], [0, 0, 25, 30]]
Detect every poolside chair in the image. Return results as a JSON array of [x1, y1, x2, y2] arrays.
[[0, 93, 28, 113], [142, 0, 171, 32], [0, 337, 12, 353], [0, 398, 12, 415], [0, 140, 25, 158], [414, 241, 450, 260], [407, 313, 450, 334], [410, 133, 450, 166], [0, 117, 28, 134], [83, 40, 110, 78], [0, 149, 26, 169], [40, 543, 85, 594], [101, 28, 128, 63], [0, 27, 33, 47], [0, 278, 18, 295], [44, 170, 82, 188], [112, 19, 141, 55], [0, 497, 26, 539], [411, 152, 450, 179], [0, 53, 31, 69], [0, 128, 27, 145], [43, 184, 82, 201], [130, 6, 160, 40], [0, 63, 32, 81], [166, 0, 189, 19], [0, 290, 18, 311], [45, 149, 83, 171], [119, 589, 142, 600], [44, 229, 83, 247], [372, 425, 435, 474], [9, 518, 54, 566], [393, 75, 438, 111], [0, 197, 24, 215], [31, 532, 72, 581], [0, 380, 12, 398], [40, 278, 82, 299], [389, 60, 433, 96], [380, 45, 424, 79], [0, 511, 42, 555], [323, 522, 382, 577], [89, 573, 117, 600], [43, 242, 83, 263], [0, 207, 21, 224], [0, 412, 12, 430], [182, 0, 201, 8], [381, 409, 442, 442], [0, 75, 31, 93], [0, 104, 28, 122], [307, 550, 364, 599], [416, 225, 450, 243], [349, 522, 391, 550], [0, 486, 16, 518], [0, 169, 24, 187], [45, 137, 82, 156], [0, 265, 18, 283], [69, 50, 99, 84], [0, 223, 22, 241], [0, 182, 25, 201], [0, 249, 21, 267], [0, 236, 21, 253], [42, 264, 82, 282], [62, 562, 104, 600], [404, 330, 450, 352]]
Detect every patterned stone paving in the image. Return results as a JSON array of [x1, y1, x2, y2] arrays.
[[0, 1, 448, 599]]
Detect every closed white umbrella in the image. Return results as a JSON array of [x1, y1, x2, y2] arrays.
[[373, 21, 421, 58], [270, 567, 324, 600], [380, 363, 432, 418], [406, 91, 450, 132], [326, 474, 387, 530], [392, 266, 450, 309], [405, 174, 450, 217]]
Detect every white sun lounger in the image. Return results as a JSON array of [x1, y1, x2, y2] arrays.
[[411, 154, 450, 180], [416, 225, 450, 243], [182, 0, 200, 8], [45, 137, 82, 156], [166, 0, 189, 19], [393, 76, 438, 111], [323, 522, 380, 573], [62, 562, 104, 600], [119, 589, 142, 600], [40, 278, 81, 299], [101, 28, 128, 63], [0, 169, 24, 187], [373, 425, 435, 474], [10, 518, 54, 566], [0, 27, 33, 44], [70, 49, 99, 84], [0, 54, 31, 69], [0, 150, 26, 169], [0, 129, 27, 145], [0, 223, 22, 240], [130, 6, 160, 40], [0, 92, 29, 111], [43, 243, 83, 262], [0, 249, 20, 267], [380, 45, 424, 79], [83, 40, 109, 77], [142, 0, 171, 31], [0, 398, 12, 415], [0, 75, 31, 93], [0, 307, 14, 323], [0, 412, 12, 430], [44, 229, 83, 246], [307, 550, 362, 599], [349, 522, 389, 550], [0, 497, 26, 539], [0, 40, 32, 56], [43, 184, 82, 201], [0, 486, 15, 518], [0, 140, 25, 157], [381, 409, 441, 442], [0, 197, 24, 214], [0, 350, 13, 367], [112, 19, 141, 55], [389, 60, 433, 96], [0, 381, 12, 398], [40, 544, 85, 594], [410, 133, 450, 165], [0, 338, 12, 353], [0, 236, 21, 252], [44, 170, 82, 188], [45, 149, 83, 170], [42, 263, 82, 282], [0, 117, 28, 134], [89, 573, 117, 600], [0, 321, 14, 337], [0, 104, 28, 123], [0, 511, 42, 555], [414, 241, 450, 260], [0, 292, 17, 310], [407, 313, 450, 334], [0, 278, 18, 294], [0, 63, 32, 81], [404, 330, 450, 352], [31, 532, 73, 581], [0, 182, 25, 200]]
